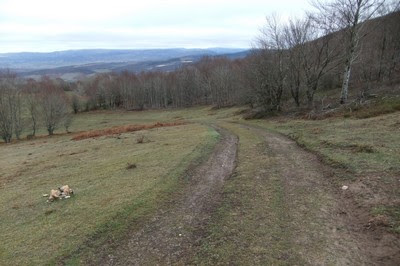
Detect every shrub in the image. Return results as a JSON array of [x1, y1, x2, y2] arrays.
[[126, 163, 137, 170], [136, 135, 145, 144]]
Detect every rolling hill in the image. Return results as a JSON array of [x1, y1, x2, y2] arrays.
[[0, 48, 249, 81]]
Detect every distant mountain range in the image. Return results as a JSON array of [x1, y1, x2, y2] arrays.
[[0, 48, 250, 81]]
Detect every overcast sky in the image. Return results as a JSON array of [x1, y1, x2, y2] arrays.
[[0, 0, 312, 53]]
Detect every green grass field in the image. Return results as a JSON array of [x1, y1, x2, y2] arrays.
[[0, 109, 220, 265], [1, 106, 399, 265]]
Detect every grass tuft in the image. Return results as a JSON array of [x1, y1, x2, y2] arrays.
[[371, 205, 400, 233], [126, 163, 137, 170], [136, 134, 150, 144]]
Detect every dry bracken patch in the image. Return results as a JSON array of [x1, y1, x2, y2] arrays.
[[72, 121, 186, 141]]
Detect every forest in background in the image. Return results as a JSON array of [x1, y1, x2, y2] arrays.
[[1, 0, 399, 143]]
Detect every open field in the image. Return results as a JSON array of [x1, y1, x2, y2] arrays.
[[1, 106, 399, 265], [0, 111, 219, 265], [5, 106, 241, 142], [1, 2, 399, 265]]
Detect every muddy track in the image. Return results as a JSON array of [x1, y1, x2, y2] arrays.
[[237, 123, 399, 265], [98, 126, 238, 265]]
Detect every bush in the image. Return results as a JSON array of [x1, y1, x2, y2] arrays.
[[352, 97, 400, 119], [126, 163, 137, 170], [136, 134, 145, 144]]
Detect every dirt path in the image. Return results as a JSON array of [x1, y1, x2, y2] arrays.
[[88, 121, 398, 265], [97, 126, 238, 265], [234, 123, 399, 265], [244, 124, 364, 264]]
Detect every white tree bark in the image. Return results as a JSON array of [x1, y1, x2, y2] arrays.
[[312, 0, 385, 104], [341, 63, 352, 104]]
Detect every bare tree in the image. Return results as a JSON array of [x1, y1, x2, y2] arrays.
[[254, 15, 289, 111], [0, 80, 14, 143], [0, 71, 22, 143], [284, 18, 312, 106], [312, 0, 385, 104], [24, 80, 42, 137], [360, 5, 400, 84], [38, 78, 70, 135], [12, 90, 23, 140], [355, 10, 399, 93], [300, 18, 341, 106], [63, 113, 73, 133], [209, 62, 234, 108], [71, 95, 80, 114]]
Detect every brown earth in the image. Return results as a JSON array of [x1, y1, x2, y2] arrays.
[[91, 126, 238, 265], [237, 123, 400, 265], [84, 122, 399, 265], [72, 121, 186, 141]]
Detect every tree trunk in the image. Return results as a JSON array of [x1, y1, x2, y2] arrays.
[[48, 126, 54, 135], [2, 131, 12, 143], [306, 91, 313, 108], [32, 117, 37, 136], [290, 88, 300, 107], [340, 62, 352, 104]]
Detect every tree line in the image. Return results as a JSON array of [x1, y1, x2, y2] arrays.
[[1, 0, 399, 142], [79, 0, 399, 112], [81, 57, 248, 111], [0, 74, 71, 143]]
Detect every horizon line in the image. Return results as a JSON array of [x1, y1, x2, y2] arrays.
[[0, 47, 251, 54]]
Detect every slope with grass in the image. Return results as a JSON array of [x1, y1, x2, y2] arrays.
[[240, 111, 400, 263], [1, 106, 399, 265], [244, 112, 400, 229], [0, 112, 218, 265], [194, 122, 367, 265], [82, 126, 238, 265]]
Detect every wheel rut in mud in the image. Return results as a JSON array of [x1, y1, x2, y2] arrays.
[[98, 126, 238, 265], [235, 123, 399, 265]]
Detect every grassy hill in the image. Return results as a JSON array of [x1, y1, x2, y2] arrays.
[[1, 106, 399, 264]]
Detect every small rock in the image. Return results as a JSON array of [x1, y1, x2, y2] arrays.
[[65, 196, 71, 199], [342, 185, 349, 190], [42, 194, 49, 197], [179, 233, 182, 237]]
